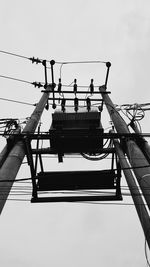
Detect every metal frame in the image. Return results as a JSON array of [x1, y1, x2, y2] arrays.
[[22, 133, 122, 203], [23, 61, 123, 202]]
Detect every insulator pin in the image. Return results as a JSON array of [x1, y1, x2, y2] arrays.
[[90, 79, 94, 94], [58, 78, 62, 93], [73, 79, 77, 95], [61, 98, 66, 112], [74, 97, 79, 112], [86, 97, 91, 111]]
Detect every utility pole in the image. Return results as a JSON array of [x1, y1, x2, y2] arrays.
[[0, 86, 50, 214], [130, 121, 150, 164], [113, 138, 150, 249], [100, 87, 150, 245], [0, 127, 21, 168]]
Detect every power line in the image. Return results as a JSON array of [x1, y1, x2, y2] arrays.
[[0, 49, 48, 64], [0, 177, 32, 182], [2, 198, 30, 202], [0, 49, 56, 68], [0, 74, 45, 89], [5, 198, 144, 206], [0, 50, 29, 60], [61, 83, 100, 88], [1, 180, 150, 197], [0, 72, 107, 91], [55, 60, 107, 64], [0, 49, 108, 65], [0, 74, 31, 85], [0, 97, 36, 106]]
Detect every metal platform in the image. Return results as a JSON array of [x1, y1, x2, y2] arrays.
[[31, 169, 122, 203], [20, 104, 123, 203], [37, 170, 117, 190]]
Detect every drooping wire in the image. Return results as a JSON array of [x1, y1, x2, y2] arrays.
[[116, 103, 146, 133], [126, 104, 145, 122], [116, 103, 146, 121], [58, 60, 107, 84], [0, 118, 21, 139], [56, 60, 107, 65], [81, 138, 112, 161]]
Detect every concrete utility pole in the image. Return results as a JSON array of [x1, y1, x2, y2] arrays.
[[0, 86, 50, 214], [0, 127, 21, 168], [100, 87, 150, 222], [113, 138, 150, 249], [130, 121, 150, 164]]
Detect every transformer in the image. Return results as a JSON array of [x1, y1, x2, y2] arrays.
[[49, 108, 104, 154]]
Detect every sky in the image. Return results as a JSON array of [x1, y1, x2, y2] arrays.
[[0, 0, 150, 266]]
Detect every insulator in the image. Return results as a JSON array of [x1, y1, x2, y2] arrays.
[[73, 79, 77, 94], [74, 97, 79, 112], [58, 78, 62, 93], [61, 98, 66, 112], [52, 103, 56, 109], [90, 79, 94, 94], [86, 97, 91, 111], [32, 82, 43, 88], [30, 57, 42, 64]]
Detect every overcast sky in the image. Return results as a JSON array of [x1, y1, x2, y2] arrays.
[[0, 0, 150, 266]]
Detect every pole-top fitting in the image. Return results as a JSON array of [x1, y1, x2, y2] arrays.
[[42, 59, 47, 66], [106, 62, 111, 68], [50, 60, 55, 66]]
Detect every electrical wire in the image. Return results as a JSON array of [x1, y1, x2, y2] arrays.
[[0, 74, 32, 85], [0, 198, 134, 204], [116, 103, 146, 134], [76, 202, 139, 206], [58, 59, 107, 81], [0, 97, 36, 106], [0, 50, 29, 60], [81, 138, 112, 161], [145, 239, 150, 267], [0, 182, 149, 205], [117, 103, 150, 110], [81, 151, 109, 161], [0, 49, 107, 65], [61, 83, 100, 88], [0, 177, 32, 183], [2, 176, 150, 192], [0, 179, 145, 204], [0, 74, 45, 90], [2, 198, 30, 202], [56, 60, 107, 65]]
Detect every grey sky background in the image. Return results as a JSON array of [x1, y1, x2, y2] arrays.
[[0, 0, 150, 266]]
